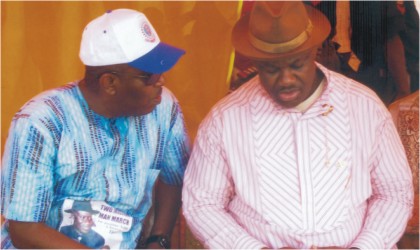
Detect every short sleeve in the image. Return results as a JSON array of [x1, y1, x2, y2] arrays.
[[1, 116, 56, 222]]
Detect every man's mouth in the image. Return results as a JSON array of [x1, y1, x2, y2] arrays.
[[278, 88, 300, 102]]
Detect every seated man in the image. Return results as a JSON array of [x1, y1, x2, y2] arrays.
[[1, 9, 190, 249], [182, 1, 413, 249]]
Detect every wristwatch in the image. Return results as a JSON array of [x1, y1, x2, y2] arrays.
[[146, 234, 171, 249]]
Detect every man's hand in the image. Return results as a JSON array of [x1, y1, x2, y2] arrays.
[[147, 181, 181, 248]]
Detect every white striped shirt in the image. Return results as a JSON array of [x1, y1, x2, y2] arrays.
[[182, 64, 413, 249]]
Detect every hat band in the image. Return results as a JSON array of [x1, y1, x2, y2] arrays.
[[248, 21, 314, 54]]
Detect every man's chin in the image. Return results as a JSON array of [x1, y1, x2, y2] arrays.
[[270, 92, 300, 109], [135, 105, 158, 116], [276, 99, 300, 109], [79, 227, 91, 234]]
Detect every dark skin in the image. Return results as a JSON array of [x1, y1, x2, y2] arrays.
[[253, 47, 323, 109], [9, 64, 181, 249], [9, 222, 87, 249], [79, 64, 165, 117], [147, 180, 182, 249]]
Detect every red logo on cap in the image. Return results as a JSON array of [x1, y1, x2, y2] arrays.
[[141, 21, 156, 42]]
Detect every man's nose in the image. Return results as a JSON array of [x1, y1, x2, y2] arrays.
[[278, 69, 296, 86], [155, 75, 165, 86]]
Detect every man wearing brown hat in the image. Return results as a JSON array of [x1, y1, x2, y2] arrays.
[[182, 1, 413, 249], [60, 201, 105, 249]]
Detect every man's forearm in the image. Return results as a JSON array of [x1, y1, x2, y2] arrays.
[[150, 180, 182, 237], [8, 220, 88, 249]]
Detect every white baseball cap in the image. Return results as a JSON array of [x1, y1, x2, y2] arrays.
[[79, 9, 185, 74]]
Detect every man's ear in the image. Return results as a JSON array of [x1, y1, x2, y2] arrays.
[[98, 72, 118, 95]]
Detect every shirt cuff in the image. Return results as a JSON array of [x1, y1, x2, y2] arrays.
[[233, 234, 266, 249], [351, 230, 384, 249]]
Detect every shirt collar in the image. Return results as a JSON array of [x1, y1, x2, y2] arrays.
[[295, 77, 326, 113]]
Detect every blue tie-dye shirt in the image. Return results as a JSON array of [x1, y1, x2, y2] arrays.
[[1, 81, 190, 249]]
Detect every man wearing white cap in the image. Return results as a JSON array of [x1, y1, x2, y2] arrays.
[[1, 9, 189, 249], [183, 1, 413, 249]]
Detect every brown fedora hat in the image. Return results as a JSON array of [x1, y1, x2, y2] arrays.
[[232, 1, 331, 60]]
